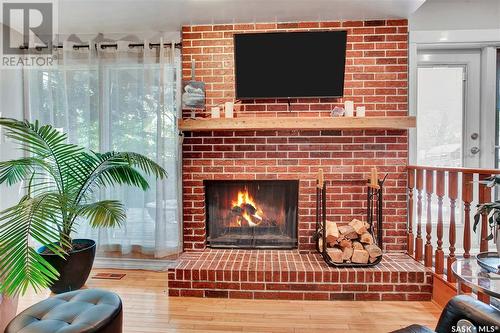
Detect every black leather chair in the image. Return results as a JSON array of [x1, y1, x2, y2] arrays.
[[391, 295, 500, 333], [5, 289, 122, 333]]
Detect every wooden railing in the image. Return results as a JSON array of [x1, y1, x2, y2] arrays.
[[407, 165, 500, 282]]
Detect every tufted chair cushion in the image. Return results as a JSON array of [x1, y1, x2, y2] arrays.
[[5, 289, 122, 333]]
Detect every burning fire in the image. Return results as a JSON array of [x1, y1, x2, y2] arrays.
[[231, 188, 264, 227]]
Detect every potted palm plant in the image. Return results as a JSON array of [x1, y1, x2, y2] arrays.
[[0, 118, 167, 297], [474, 175, 500, 256]]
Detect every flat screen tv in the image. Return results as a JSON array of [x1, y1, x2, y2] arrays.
[[234, 31, 347, 99]]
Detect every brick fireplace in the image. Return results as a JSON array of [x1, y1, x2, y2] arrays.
[[181, 19, 409, 253], [168, 19, 430, 301]]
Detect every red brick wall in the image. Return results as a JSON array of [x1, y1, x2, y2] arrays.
[[181, 19, 409, 252]]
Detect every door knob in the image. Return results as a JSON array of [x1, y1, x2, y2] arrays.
[[471, 133, 479, 140], [471, 147, 480, 154]]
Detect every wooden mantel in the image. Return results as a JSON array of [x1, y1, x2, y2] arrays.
[[178, 116, 416, 132]]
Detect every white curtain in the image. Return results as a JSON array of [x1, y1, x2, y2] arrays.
[[26, 36, 182, 262]]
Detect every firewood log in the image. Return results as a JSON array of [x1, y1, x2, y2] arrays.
[[351, 249, 369, 264], [231, 206, 243, 215], [338, 225, 358, 240], [248, 214, 262, 225], [369, 256, 379, 263], [243, 203, 257, 215], [326, 247, 343, 263], [338, 238, 352, 248], [364, 244, 382, 258], [326, 221, 340, 243], [352, 241, 364, 250], [342, 247, 354, 261], [360, 232, 374, 244], [348, 219, 367, 235]]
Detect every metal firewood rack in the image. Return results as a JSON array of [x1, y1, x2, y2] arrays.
[[314, 172, 386, 268]]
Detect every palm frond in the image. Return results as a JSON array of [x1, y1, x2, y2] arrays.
[[118, 152, 168, 179], [73, 151, 167, 204], [0, 193, 67, 296], [0, 118, 83, 192], [103, 165, 151, 190], [0, 157, 51, 186], [77, 200, 126, 228]]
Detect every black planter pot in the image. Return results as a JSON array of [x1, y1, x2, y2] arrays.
[[38, 239, 96, 294]]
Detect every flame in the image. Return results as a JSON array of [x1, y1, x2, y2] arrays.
[[232, 188, 264, 227], [232, 190, 256, 209]]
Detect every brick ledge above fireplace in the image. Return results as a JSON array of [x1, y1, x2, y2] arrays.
[[167, 250, 432, 301]]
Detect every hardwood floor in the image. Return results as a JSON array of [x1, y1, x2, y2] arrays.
[[17, 269, 441, 333]]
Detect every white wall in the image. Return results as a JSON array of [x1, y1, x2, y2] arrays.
[[410, 0, 500, 31]]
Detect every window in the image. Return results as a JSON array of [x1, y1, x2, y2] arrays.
[[27, 61, 181, 260], [416, 66, 464, 167]]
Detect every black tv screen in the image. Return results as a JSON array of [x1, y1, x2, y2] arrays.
[[234, 31, 347, 99]]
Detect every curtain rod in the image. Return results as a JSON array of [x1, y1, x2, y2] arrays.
[[20, 42, 182, 51]]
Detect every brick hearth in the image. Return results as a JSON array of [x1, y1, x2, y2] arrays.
[[168, 250, 432, 301]]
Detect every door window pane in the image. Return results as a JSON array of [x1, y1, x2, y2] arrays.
[[417, 67, 464, 167]]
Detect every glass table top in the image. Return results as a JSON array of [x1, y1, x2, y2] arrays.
[[452, 258, 500, 298]]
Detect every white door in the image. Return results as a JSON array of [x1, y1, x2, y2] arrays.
[[416, 49, 481, 168], [415, 49, 484, 254]]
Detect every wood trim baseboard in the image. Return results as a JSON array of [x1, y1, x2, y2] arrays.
[[432, 273, 457, 308]]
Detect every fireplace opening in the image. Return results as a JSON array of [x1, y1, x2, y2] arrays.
[[205, 180, 298, 249]]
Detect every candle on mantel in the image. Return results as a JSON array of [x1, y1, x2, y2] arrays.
[[356, 106, 366, 117], [344, 100, 354, 117], [211, 106, 220, 118], [225, 102, 234, 118], [370, 167, 378, 187]]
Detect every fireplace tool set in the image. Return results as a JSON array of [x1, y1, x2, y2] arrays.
[[314, 169, 387, 267]]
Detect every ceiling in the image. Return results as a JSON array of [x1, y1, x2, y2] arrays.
[[56, 0, 426, 35]]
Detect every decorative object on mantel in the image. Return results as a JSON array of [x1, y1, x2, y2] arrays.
[[314, 169, 386, 267], [182, 59, 205, 111], [224, 101, 234, 118], [344, 100, 354, 117], [356, 106, 366, 117], [211, 106, 220, 118], [331, 106, 345, 117]]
